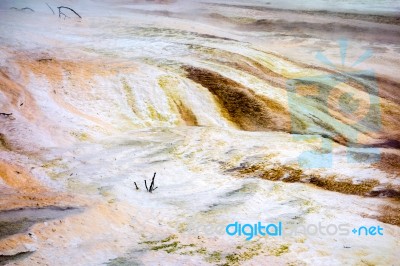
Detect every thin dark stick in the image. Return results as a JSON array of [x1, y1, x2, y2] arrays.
[[144, 180, 148, 192], [149, 172, 156, 192], [134, 182, 139, 190], [21, 7, 34, 11], [57, 6, 81, 19], [46, 3, 55, 15], [0, 113, 12, 117], [10, 7, 34, 12]]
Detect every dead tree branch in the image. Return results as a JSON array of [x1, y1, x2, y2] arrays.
[[0, 113, 12, 117], [149, 172, 158, 192], [10, 7, 34, 12], [0, 113, 14, 120], [134, 182, 139, 190], [143, 172, 158, 193], [57, 6, 81, 19], [46, 3, 55, 15], [21, 7, 34, 12]]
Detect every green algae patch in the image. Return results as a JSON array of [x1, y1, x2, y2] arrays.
[[161, 235, 177, 243], [141, 235, 194, 254], [151, 241, 180, 253], [205, 251, 222, 263], [158, 75, 198, 126], [195, 247, 207, 255], [140, 240, 159, 245], [98, 186, 112, 197], [222, 243, 263, 265], [66, 179, 98, 194], [269, 244, 290, 256], [70, 131, 90, 141], [41, 158, 65, 169], [177, 222, 188, 233], [140, 235, 267, 264], [107, 256, 141, 266], [121, 78, 141, 117], [147, 104, 168, 121], [41, 158, 69, 180]]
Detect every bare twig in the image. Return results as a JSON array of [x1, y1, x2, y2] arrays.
[[10, 7, 34, 12], [142, 172, 158, 193], [21, 7, 34, 12], [46, 3, 55, 15], [0, 113, 15, 120], [134, 182, 139, 190], [57, 6, 81, 19], [37, 58, 53, 62], [0, 113, 12, 117], [149, 172, 157, 193], [149, 172, 156, 192]]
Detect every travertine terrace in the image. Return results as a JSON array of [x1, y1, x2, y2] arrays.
[[0, 0, 399, 265]]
